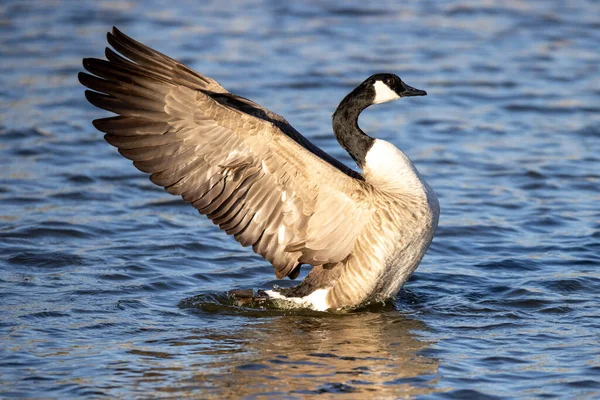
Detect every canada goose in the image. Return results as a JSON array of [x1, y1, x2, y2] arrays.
[[79, 27, 440, 311]]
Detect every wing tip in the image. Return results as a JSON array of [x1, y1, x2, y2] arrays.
[[84, 89, 101, 103], [78, 71, 106, 93], [77, 71, 88, 86], [92, 118, 110, 133], [82, 57, 92, 70], [104, 46, 118, 62], [81, 57, 109, 75], [288, 264, 301, 280], [274, 269, 286, 279], [103, 132, 118, 147]]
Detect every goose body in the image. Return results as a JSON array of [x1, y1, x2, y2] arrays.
[[79, 27, 440, 311]]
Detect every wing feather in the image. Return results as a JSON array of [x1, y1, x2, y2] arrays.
[[80, 27, 373, 279], [107, 27, 227, 93]]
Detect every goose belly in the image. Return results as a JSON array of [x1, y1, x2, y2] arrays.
[[370, 221, 437, 302], [326, 196, 438, 309]]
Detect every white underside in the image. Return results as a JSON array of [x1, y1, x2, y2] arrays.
[[265, 288, 330, 311], [372, 80, 400, 104]]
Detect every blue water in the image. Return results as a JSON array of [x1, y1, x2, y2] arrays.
[[1, 1, 599, 398]]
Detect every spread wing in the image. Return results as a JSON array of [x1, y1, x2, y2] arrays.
[[79, 27, 372, 279]]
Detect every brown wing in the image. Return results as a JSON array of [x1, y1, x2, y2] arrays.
[[79, 27, 372, 279]]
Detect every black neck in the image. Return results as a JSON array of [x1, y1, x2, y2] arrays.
[[332, 86, 375, 169]]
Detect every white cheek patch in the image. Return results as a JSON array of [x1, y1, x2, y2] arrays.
[[373, 80, 400, 104]]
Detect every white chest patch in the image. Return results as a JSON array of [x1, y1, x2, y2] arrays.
[[373, 80, 400, 104], [364, 139, 425, 193], [265, 288, 330, 311]]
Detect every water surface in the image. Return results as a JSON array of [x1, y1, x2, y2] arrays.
[[1, 0, 599, 398]]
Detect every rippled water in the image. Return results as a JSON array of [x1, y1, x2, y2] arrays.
[[1, 1, 599, 398]]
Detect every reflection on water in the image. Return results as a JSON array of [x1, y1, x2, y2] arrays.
[[122, 310, 440, 397]]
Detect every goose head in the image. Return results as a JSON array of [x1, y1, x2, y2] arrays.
[[366, 73, 427, 105], [332, 73, 427, 169]]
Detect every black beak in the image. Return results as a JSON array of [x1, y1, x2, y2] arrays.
[[400, 82, 427, 97]]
